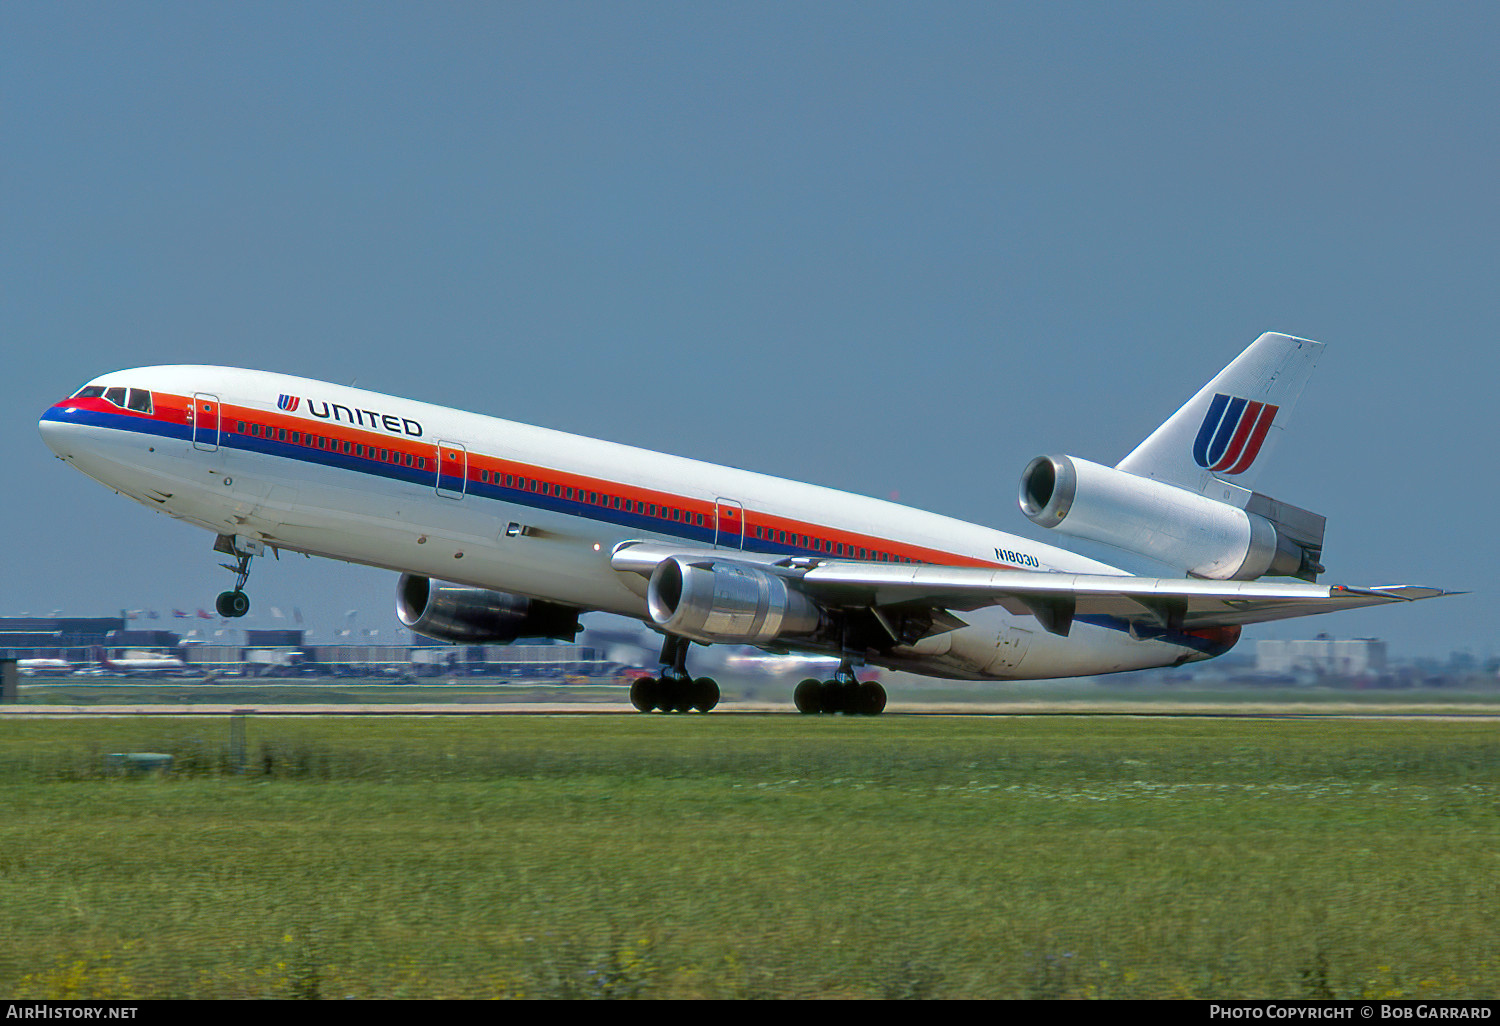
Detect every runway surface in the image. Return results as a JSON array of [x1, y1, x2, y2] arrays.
[[5, 701, 1500, 719]]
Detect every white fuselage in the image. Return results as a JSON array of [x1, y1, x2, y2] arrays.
[[39, 366, 1237, 681]]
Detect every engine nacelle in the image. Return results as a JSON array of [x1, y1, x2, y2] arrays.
[[647, 558, 823, 644], [396, 574, 582, 644], [1019, 454, 1324, 581]]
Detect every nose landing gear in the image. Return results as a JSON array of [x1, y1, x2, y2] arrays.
[[212, 534, 261, 619]]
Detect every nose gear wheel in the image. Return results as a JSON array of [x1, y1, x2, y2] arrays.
[[212, 534, 258, 619]]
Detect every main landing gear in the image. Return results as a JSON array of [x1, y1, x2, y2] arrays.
[[794, 662, 887, 716], [630, 634, 720, 713], [212, 534, 261, 619]]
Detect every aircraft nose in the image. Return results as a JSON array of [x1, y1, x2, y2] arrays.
[[39, 404, 81, 459], [39, 411, 64, 454]]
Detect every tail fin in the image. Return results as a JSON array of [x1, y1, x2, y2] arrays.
[[1117, 332, 1324, 495]]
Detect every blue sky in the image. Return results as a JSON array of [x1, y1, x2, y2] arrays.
[[4, 2, 1494, 659]]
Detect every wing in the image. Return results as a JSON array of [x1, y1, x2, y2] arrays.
[[796, 561, 1446, 637], [610, 542, 1449, 638]]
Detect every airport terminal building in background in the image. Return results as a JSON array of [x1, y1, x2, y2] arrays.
[[1255, 636, 1387, 678], [0, 616, 612, 678], [0, 616, 1488, 686]]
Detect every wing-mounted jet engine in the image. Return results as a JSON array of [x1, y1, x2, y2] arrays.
[[646, 556, 824, 644], [396, 574, 582, 644], [1019, 454, 1325, 581]]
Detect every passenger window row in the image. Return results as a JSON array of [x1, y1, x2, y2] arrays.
[[234, 419, 428, 470], [749, 524, 917, 563], [475, 468, 709, 527], [225, 410, 910, 562]]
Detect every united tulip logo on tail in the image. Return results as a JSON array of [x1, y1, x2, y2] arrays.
[[1193, 393, 1278, 474], [278, 395, 300, 412]]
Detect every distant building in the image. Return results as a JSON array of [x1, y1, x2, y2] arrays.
[[1257, 635, 1387, 678], [0, 617, 130, 661], [244, 629, 306, 647], [1, 615, 619, 680]]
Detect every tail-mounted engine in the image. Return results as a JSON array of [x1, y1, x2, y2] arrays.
[[396, 574, 582, 644], [1019, 454, 1325, 581], [647, 557, 824, 644]]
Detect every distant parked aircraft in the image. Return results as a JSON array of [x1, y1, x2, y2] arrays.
[[95, 649, 190, 676], [17, 658, 72, 676]]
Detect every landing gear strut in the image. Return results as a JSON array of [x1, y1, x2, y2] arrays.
[[794, 660, 886, 716], [629, 634, 719, 713], [793, 621, 886, 715], [213, 534, 260, 619]]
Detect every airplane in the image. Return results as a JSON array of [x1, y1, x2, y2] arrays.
[[38, 332, 1447, 715], [94, 648, 191, 675], [17, 657, 73, 676]]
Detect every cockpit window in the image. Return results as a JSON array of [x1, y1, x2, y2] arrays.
[[73, 385, 154, 413]]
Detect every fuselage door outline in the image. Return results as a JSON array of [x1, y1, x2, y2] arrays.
[[435, 441, 467, 499], [191, 393, 220, 452], [714, 498, 744, 550]]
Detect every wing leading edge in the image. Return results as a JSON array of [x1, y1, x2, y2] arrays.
[[610, 542, 1448, 638]]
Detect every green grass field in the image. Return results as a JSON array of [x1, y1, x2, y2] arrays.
[[1, 715, 1496, 998]]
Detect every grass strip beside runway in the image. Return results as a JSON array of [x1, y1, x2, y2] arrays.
[[2, 716, 1496, 998]]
